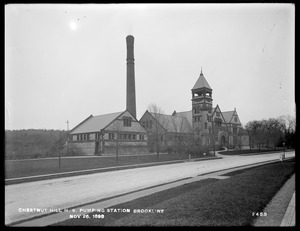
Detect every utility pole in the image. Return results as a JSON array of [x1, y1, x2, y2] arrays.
[[59, 130, 61, 168], [66, 120, 69, 131]]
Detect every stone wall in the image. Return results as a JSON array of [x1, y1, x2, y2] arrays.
[[103, 145, 149, 156], [68, 140, 149, 156], [68, 141, 96, 155]]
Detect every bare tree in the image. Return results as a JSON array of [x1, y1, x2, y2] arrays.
[[278, 114, 296, 148], [278, 115, 296, 134], [268, 118, 285, 150], [246, 118, 285, 150], [170, 116, 192, 154], [147, 104, 167, 159], [245, 120, 262, 149]]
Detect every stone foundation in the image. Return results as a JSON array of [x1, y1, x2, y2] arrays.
[[68, 142, 96, 155], [103, 146, 149, 156], [68, 141, 149, 156]]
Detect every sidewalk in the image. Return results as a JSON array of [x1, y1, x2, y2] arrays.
[[253, 174, 295, 226]]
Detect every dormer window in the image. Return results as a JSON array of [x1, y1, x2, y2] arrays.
[[123, 117, 132, 127]]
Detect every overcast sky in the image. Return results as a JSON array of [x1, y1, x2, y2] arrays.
[[5, 3, 295, 130]]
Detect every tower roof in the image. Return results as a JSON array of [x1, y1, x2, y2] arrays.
[[192, 70, 212, 90]]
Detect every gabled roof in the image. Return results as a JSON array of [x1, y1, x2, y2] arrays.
[[149, 112, 193, 134], [192, 71, 212, 90], [173, 110, 193, 127], [69, 111, 124, 134], [212, 105, 226, 124], [222, 109, 241, 125], [222, 111, 235, 124]]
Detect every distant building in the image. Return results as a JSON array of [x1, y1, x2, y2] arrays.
[[68, 110, 148, 155]]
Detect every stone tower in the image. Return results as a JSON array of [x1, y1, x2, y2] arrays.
[[191, 69, 213, 144], [126, 35, 136, 118]]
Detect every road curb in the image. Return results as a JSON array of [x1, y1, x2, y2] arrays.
[[281, 191, 295, 226]]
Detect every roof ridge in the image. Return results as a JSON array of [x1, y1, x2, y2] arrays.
[[149, 112, 172, 117], [176, 110, 192, 113], [93, 111, 124, 117]]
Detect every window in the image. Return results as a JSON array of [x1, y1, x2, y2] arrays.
[[96, 133, 101, 140], [234, 117, 237, 122], [123, 134, 127, 140], [216, 112, 220, 117], [128, 134, 131, 140], [207, 115, 211, 122], [139, 134, 144, 140], [149, 120, 153, 129], [233, 127, 237, 134], [109, 133, 115, 140], [205, 123, 207, 129], [132, 134, 136, 140], [214, 118, 222, 127], [123, 117, 132, 127]]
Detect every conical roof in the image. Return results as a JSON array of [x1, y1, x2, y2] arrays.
[[192, 71, 212, 90]]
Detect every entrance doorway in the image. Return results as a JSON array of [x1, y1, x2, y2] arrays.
[[220, 135, 226, 147]]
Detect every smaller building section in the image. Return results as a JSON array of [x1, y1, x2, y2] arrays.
[[139, 110, 194, 153], [68, 110, 148, 155], [222, 108, 249, 148]]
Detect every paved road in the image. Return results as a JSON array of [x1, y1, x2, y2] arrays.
[[5, 151, 295, 225]]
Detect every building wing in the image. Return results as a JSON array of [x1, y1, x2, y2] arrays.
[[222, 110, 241, 125], [150, 112, 193, 134]]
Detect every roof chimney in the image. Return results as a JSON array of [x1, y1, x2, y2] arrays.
[[126, 35, 136, 118]]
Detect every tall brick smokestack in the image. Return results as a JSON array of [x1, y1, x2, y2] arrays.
[[126, 35, 136, 118]]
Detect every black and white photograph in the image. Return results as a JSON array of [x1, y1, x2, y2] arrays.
[[5, 3, 295, 227]]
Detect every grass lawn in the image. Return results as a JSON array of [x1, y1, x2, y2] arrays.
[[53, 158, 295, 226], [5, 153, 213, 180]]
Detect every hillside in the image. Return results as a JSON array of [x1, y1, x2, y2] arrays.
[[5, 129, 69, 160]]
